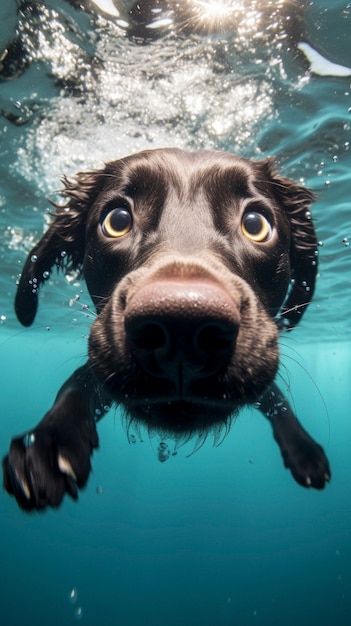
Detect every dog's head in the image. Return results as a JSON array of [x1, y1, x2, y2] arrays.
[[15, 148, 317, 434]]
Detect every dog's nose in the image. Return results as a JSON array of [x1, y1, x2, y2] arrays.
[[124, 280, 239, 388]]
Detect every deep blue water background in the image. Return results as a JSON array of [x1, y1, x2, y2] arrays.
[[1, 1, 351, 625]]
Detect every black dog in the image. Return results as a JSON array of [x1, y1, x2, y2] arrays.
[[3, 148, 330, 510]]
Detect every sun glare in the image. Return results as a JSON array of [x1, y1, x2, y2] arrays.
[[192, 0, 243, 24], [196, 0, 236, 19], [179, 0, 264, 35]]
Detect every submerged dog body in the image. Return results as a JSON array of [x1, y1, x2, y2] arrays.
[[3, 148, 330, 510]]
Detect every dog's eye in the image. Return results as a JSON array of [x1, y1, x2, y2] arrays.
[[241, 211, 272, 242], [101, 208, 132, 238]]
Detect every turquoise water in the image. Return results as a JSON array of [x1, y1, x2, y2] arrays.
[[1, 1, 351, 625]]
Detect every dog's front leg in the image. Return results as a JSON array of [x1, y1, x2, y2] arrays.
[[2, 363, 109, 511], [259, 381, 331, 489]]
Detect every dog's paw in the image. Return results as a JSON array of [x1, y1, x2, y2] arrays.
[[279, 430, 331, 490], [2, 414, 98, 511]]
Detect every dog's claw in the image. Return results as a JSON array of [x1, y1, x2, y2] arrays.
[[15, 470, 31, 499], [57, 454, 79, 500], [58, 454, 77, 481]]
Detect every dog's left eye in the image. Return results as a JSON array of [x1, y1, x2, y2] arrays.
[[241, 211, 272, 243], [101, 208, 133, 238]]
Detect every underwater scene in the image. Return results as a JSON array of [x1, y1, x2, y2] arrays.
[[0, 1, 351, 624]]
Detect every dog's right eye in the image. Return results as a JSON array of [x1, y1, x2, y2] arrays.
[[241, 211, 272, 243], [101, 208, 133, 238]]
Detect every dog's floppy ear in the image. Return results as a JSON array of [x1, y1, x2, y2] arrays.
[[262, 159, 318, 329], [15, 169, 103, 326]]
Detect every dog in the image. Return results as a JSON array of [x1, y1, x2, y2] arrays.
[[2, 148, 330, 511]]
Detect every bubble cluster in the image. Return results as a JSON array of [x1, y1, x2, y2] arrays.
[[68, 588, 83, 620]]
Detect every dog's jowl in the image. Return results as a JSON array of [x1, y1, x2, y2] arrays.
[[3, 148, 330, 510]]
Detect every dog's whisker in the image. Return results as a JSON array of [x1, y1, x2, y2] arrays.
[[281, 300, 315, 317], [278, 348, 330, 434], [69, 301, 98, 322]]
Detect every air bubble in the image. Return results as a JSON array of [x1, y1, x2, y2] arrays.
[[344, 142, 350, 151], [31, 254, 37, 262], [74, 607, 83, 620], [158, 441, 171, 463], [23, 432, 36, 447], [342, 237, 349, 247], [43, 271, 50, 279], [305, 210, 311, 220], [0, 315, 6, 324], [61, 250, 67, 258], [69, 295, 79, 307], [69, 588, 78, 605], [318, 241, 324, 247], [332, 155, 338, 162], [325, 180, 331, 188]]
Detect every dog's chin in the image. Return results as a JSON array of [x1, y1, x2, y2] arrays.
[[120, 398, 239, 436]]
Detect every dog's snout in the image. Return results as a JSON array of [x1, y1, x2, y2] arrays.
[[124, 280, 239, 385]]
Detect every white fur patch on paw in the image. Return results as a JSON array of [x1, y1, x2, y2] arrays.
[[58, 454, 77, 481]]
